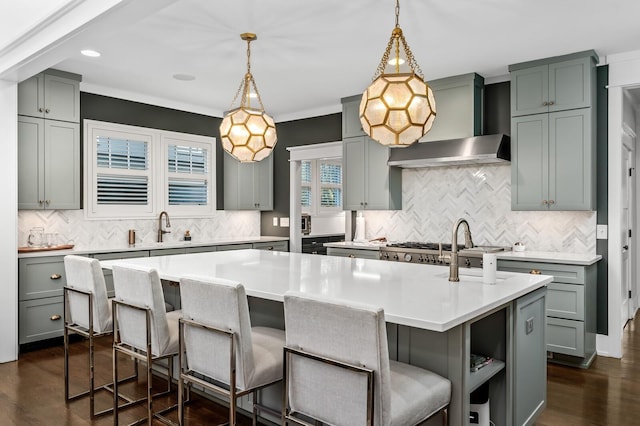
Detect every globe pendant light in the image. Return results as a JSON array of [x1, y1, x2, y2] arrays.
[[360, 0, 436, 147], [220, 33, 277, 162]]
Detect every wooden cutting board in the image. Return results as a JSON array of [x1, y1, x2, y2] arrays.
[[18, 244, 75, 253]]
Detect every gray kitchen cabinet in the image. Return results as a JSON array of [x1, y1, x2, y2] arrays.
[[342, 136, 402, 210], [419, 73, 484, 142], [511, 108, 594, 210], [185, 245, 217, 254], [252, 241, 289, 252], [510, 53, 595, 117], [18, 116, 80, 210], [509, 50, 597, 212], [223, 151, 273, 210], [149, 248, 186, 310], [326, 246, 380, 260], [341, 95, 365, 138], [216, 243, 254, 251], [513, 287, 547, 426], [498, 260, 597, 368], [18, 256, 68, 344], [18, 70, 81, 123]]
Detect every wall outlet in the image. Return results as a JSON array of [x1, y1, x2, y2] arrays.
[[596, 224, 608, 240], [272, 217, 278, 226], [280, 217, 290, 227]]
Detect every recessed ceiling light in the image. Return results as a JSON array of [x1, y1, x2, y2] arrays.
[[173, 73, 196, 81], [81, 49, 101, 57]]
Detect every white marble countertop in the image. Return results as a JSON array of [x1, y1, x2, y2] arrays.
[[324, 241, 601, 265], [323, 241, 387, 250], [497, 251, 601, 266], [101, 249, 551, 332], [17, 236, 289, 258]]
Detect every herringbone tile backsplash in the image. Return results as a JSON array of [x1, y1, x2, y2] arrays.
[[363, 164, 596, 254], [18, 210, 260, 250]]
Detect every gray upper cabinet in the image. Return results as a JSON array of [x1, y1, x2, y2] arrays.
[[342, 136, 401, 210], [18, 70, 81, 123], [18, 116, 80, 210], [341, 95, 365, 138], [419, 73, 484, 142], [223, 151, 273, 211], [510, 52, 596, 117], [18, 69, 81, 210], [509, 51, 597, 211]]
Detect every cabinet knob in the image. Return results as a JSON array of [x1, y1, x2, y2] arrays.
[[45, 108, 50, 113], [548, 200, 555, 205], [39, 200, 44, 205], [548, 101, 555, 106], [529, 270, 542, 275], [348, 254, 356, 258], [50, 273, 62, 280], [38, 107, 44, 113], [45, 200, 50, 206], [50, 314, 62, 321], [542, 101, 549, 106], [266, 246, 274, 250], [542, 200, 548, 205]]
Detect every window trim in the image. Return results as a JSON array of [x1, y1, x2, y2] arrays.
[[84, 120, 215, 220]]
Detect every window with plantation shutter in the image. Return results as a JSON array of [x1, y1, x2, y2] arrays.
[[300, 159, 342, 214], [85, 120, 215, 219]]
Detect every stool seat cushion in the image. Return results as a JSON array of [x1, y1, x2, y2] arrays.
[[389, 360, 451, 426], [245, 326, 285, 390]]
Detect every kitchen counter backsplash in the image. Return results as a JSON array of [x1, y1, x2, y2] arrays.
[[363, 164, 596, 254], [18, 209, 260, 250]]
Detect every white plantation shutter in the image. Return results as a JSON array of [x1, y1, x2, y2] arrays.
[[319, 161, 342, 209], [301, 160, 312, 210], [300, 159, 342, 214], [85, 120, 215, 219]]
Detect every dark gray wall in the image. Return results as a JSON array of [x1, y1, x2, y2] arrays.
[[260, 114, 343, 237], [596, 65, 609, 334], [484, 81, 511, 135], [80, 92, 225, 208]]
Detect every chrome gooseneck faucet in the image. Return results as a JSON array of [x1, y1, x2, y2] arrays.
[[449, 218, 474, 282], [157, 211, 171, 243]]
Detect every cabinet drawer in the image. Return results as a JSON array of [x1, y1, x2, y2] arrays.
[[547, 317, 584, 357], [217, 244, 253, 251], [547, 282, 584, 320], [185, 246, 217, 254], [326, 247, 381, 260], [19, 296, 64, 344], [253, 241, 289, 252], [19, 257, 67, 300], [150, 248, 186, 256], [497, 260, 585, 284]]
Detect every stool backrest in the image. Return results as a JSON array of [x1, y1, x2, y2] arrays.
[[284, 292, 391, 426], [112, 265, 171, 356], [180, 276, 255, 390], [64, 255, 112, 334]]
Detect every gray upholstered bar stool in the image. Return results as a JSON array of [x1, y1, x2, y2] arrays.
[[112, 265, 181, 426], [178, 276, 285, 426], [283, 292, 452, 426], [63, 255, 138, 418]]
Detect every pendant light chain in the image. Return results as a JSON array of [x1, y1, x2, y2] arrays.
[[371, 0, 424, 80], [228, 37, 266, 111]]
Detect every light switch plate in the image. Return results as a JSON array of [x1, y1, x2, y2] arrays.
[[526, 317, 534, 335], [280, 217, 290, 227], [596, 224, 608, 240], [272, 217, 278, 226]]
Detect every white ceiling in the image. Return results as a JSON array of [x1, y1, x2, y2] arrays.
[[46, 0, 640, 121]]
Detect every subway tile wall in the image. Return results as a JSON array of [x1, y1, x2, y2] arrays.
[[363, 164, 597, 254], [18, 210, 261, 250]]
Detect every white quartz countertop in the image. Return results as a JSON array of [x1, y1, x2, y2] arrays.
[[17, 236, 289, 258], [324, 241, 601, 265], [323, 241, 387, 250], [101, 249, 551, 332], [497, 251, 602, 265]]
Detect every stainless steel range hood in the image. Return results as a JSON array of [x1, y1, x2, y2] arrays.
[[387, 134, 510, 168]]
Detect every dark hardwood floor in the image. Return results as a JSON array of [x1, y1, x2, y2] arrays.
[[2, 315, 640, 425]]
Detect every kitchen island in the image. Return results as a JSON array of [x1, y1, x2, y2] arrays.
[[102, 249, 552, 426]]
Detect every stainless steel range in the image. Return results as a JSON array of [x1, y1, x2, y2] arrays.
[[379, 242, 507, 268]]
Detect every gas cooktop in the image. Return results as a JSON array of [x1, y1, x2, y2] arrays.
[[379, 242, 508, 266]]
